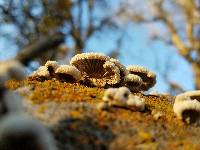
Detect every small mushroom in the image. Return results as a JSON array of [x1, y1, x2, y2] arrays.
[[0, 114, 57, 150], [29, 66, 50, 82], [45, 60, 59, 77], [127, 65, 156, 91], [102, 88, 118, 102], [55, 65, 81, 83], [70, 52, 121, 87], [109, 58, 128, 86], [174, 91, 200, 124], [126, 95, 145, 111], [124, 74, 143, 92]]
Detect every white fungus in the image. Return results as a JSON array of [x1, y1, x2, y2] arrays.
[[126, 95, 145, 111], [55, 65, 81, 82]]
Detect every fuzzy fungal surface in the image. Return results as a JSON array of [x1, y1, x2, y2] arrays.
[[5, 79, 200, 150]]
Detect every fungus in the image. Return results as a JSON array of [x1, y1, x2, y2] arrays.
[[109, 58, 128, 85], [102, 88, 118, 102], [173, 98, 200, 124], [126, 95, 145, 111], [173, 91, 200, 123], [55, 65, 81, 83], [29, 66, 50, 82], [124, 74, 142, 92], [45, 61, 59, 77], [0, 114, 57, 150], [127, 65, 156, 91], [70, 53, 121, 87]]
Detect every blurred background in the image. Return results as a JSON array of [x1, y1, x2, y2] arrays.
[[0, 0, 199, 95]]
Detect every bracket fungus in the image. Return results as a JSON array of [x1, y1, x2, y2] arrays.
[[55, 65, 81, 82], [45, 61, 59, 77], [127, 65, 156, 91], [29, 66, 50, 82], [0, 114, 57, 150], [126, 95, 145, 111], [124, 74, 143, 92], [173, 91, 200, 124], [70, 52, 120, 87]]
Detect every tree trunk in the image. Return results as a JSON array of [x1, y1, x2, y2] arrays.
[[192, 63, 200, 90]]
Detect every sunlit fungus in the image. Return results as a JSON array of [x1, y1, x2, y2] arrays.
[[45, 60, 59, 77], [126, 95, 145, 111], [70, 52, 120, 87], [123, 74, 143, 92], [127, 65, 156, 91], [174, 91, 200, 124], [55, 65, 81, 82], [29, 66, 50, 82]]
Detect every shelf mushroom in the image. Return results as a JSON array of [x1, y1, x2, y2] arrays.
[[127, 65, 156, 91], [55, 65, 81, 83], [70, 53, 120, 87], [173, 91, 200, 124]]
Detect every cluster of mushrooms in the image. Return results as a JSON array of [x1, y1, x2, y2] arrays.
[[29, 52, 156, 92], [98, 87, 145, 111]]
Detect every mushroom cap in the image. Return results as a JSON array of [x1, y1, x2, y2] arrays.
[[103, 61, 121, 85], [127, 65, 156, 91], [102, 88, 118, 102], [114, 87, 131, 103], [175, 90, 200, 103], [45, 61, 59, 75], [55, 65, 81, 82], [0, 114, 57, 150], [70, 53, 122, 87], [124, 74, 142, 92], [109, 58, 128, 84], [127, 95, 145, 111], [29, 66, 50, 81], [173, 99, 200, 123]]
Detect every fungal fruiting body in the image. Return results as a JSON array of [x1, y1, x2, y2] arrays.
[[70, 52, 121, 87], [124, 74, 142, 92], [109, 58, 128, 85], [173, 91, 200, 123], [45, 61, 59, 77], [55, 65, 81, 82], [127, 65, 156, 91], [29, 66, 50, 82], [0, 114, 57, 150], [126, 95, 145, 111], [101, 87, 145, 111]]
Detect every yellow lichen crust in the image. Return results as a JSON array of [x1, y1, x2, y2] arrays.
[[127, 65, 156, 91], [55, 65, 81, 82], [124, 74, 142, 92]]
